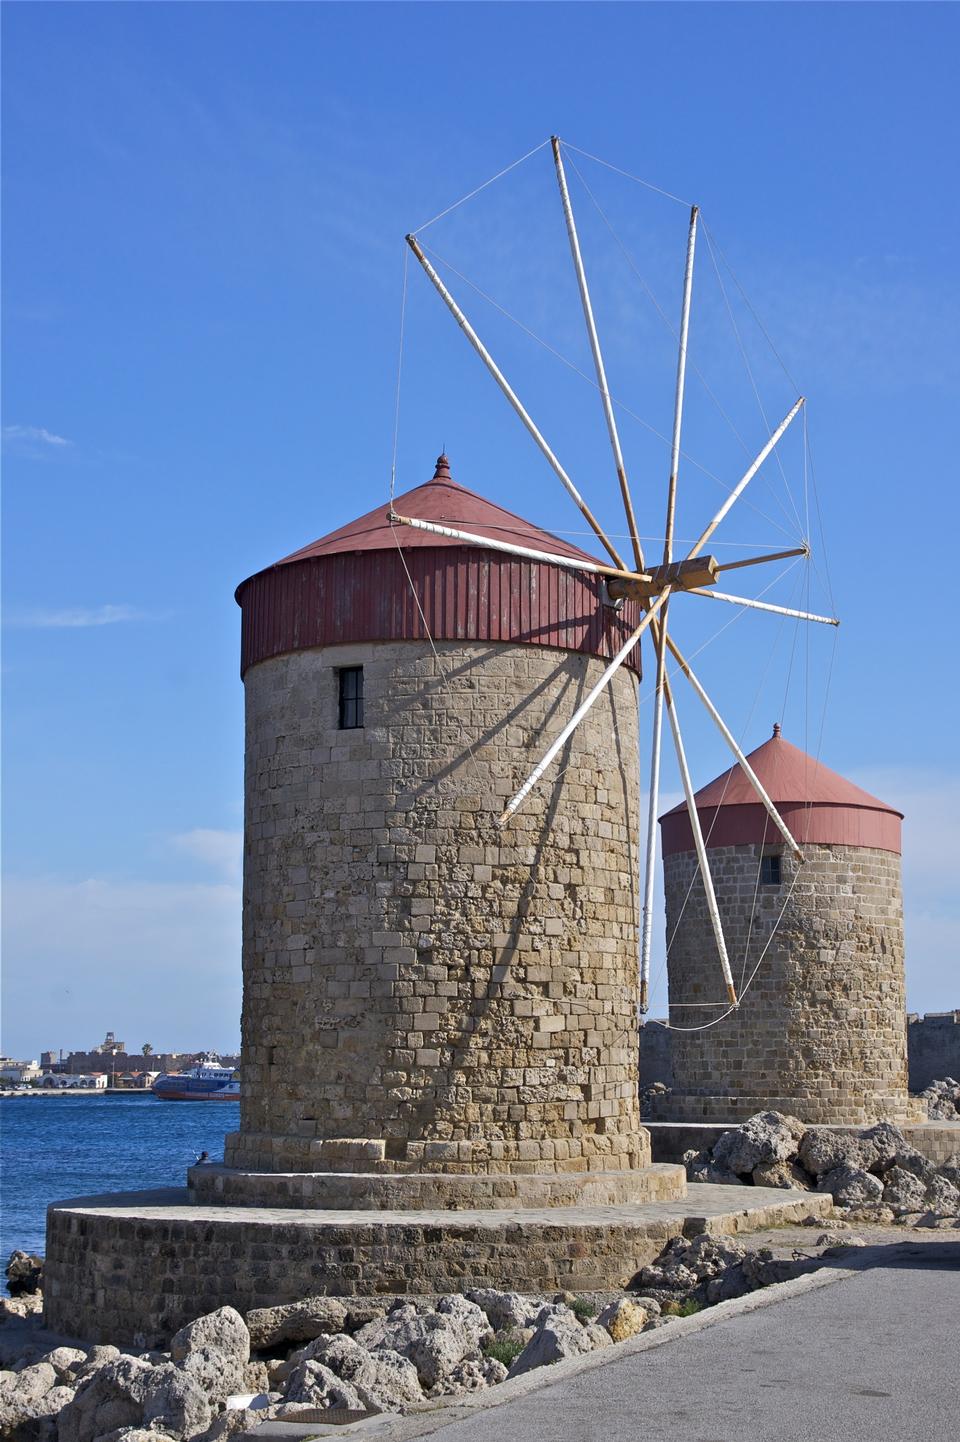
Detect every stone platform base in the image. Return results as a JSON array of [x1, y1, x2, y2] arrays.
[[186, 1162, 684, 1211], [644, 1092, 926, 1126], [44, 1181, 831, 1348], [647, 1120, 960, 1166]]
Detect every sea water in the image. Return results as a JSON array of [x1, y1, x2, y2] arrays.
[[0, 1093, 240, 1261]]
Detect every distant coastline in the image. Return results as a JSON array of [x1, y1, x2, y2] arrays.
[[0, 1088, 156, 1099]]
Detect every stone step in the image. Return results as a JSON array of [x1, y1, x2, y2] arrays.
[[44, 1183, 831, 1347], [187, 1162, 687, 1211]]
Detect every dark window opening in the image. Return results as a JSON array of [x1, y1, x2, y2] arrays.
[[760, 853, 782, 886], [338, 667, 364, 729]]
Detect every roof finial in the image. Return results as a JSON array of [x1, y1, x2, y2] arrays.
[[772, 721, 782, 739], [432, 452, 451, 482]]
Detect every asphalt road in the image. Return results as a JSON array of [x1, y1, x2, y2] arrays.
[[406, 1245, 960, 1442]]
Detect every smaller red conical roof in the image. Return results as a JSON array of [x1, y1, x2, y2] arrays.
[[276, 454, 599, 566], [659, 726, 902, 856]]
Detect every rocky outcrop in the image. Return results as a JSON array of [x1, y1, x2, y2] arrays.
[[919, 1077, 960, 1121], [682, 1112, 960, 1227], [4, 1257, 43, 1301]]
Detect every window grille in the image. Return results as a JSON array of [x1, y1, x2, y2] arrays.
[[338, 667, 364, 729]]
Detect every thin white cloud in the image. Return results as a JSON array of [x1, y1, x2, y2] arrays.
[[3, 424, 71, 447], [1, 875, 241, 1058], [172, 829, 243, 884], [5, 604, 149, 629]]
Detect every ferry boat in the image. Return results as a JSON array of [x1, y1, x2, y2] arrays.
[[151, 1059, 240, 1101]]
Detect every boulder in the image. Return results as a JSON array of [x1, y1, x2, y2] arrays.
[[280, 1335, 421, 1410], [507, 1310, 601, 1378], [281, 1361, 367, 1412], [882, 1166, 927, 1215], [817, 1165, 883, 1208], [596, 1299, 648, 1343], [430, 1357, 507, 1396], [169, 1310, 248, 1400], [58, 1359, 154, 1442], [798, 1128, 869, 1178], [712, 1112, 803, 1176], [464, 1291, 535, 1334], [40, 1354, 88, 1386], [435, 1297, 492, 1351], [353, 1306, 477, 1391], [244, 1298, 347, 1352], [93, 1431, 179, 1442], [73, 1353, 121, 1386], [858, 1122, 910, 1172], [937, 1154, 960, 1187], [5, 1254, 44, 1299], [924, 1174, 960, 1217], [139, 1366, 214, 1441], [751, 1159, 813, 1190], [0, 1363, 65, 1441]]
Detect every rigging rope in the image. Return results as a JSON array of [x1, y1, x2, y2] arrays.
[[412, 139, 550, 235]]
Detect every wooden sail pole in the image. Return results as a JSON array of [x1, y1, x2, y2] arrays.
[[665, 686, 739, 1007], [406, 235, 628, 572], [551, 136, 644, 572], [497, 590, 670, 826], [684, 398, 805, 562], [687, 588, 839, 625], [386, 511, 650, 582], [663, 205, 699, 567]]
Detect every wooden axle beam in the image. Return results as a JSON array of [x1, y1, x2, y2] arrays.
[[608, 554, 720, 600]]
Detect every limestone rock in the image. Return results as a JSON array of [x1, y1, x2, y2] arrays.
[[430, 1357, 504, 1396], [924, 1173, 960, 1216], [282, 1361, 367, 1412], [712, 1112, 802, 1176], [882, 1166, 928, 1215], [752, 1159, 813, 1190], [435, 1297, 493, 1351], [72, 1353, 121, 1386], [240, 1364, 268, 1397], [93, 1430, 179, 1442], [244, 1298, 347, 1352], [139, 1365, 214, 1441], [282, 1334, 421, 1410], [629, 1295, 661, 1316], [40, 1354, 87, 1387], [354, 1305, 477, 1390], [464, 1290, 535, 1333], [596, 1299, 648, 1343], [817, 1165, 883, 1208], [798, 1128, 869, 1178], [5, 1254, 43, 1299], [58, 1358, 154, 1442], [507, 1310, 600, 1378], [169, 1309, 249, 1399], [935, 1153, 959, 1185], [0, 1362, 65, 1441]]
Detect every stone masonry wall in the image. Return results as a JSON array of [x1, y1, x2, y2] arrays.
[[907, 1011, 960, 1091], [228, 639, 647, 1176], [659, 843, 915, 1124]]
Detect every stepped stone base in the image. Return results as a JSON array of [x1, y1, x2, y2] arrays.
[[645, 1091, 926, 1127], [186, 1161, 680, 1211], [44, 1181, 830, 1348]]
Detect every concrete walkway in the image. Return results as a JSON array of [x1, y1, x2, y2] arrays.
[[378, 1242, 959, 1442]]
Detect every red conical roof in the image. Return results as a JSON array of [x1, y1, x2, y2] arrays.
[[277, 454, 599, 566], [235, 453, 645, 678], [659, 725, 902, 855]]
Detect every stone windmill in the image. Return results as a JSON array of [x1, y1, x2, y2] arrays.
[[223, 138, 837, 1194]]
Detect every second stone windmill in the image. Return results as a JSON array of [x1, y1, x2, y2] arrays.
[[398, 136, 838, 1023]]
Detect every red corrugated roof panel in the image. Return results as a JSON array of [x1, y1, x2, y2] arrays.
[[659, 726, 902, 855], [274, 455, 599, 567]]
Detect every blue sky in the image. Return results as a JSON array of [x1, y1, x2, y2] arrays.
[[3, 2, 958, 1059]]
